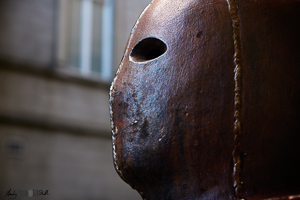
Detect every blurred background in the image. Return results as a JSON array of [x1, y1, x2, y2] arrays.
[[0, 0, 152, 199]]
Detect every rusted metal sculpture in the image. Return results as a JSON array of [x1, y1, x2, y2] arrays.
[[109, 0, 300, 199]]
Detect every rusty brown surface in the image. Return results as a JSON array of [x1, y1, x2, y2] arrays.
[[109, 0, 300, 199]]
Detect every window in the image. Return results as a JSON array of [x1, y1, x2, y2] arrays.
[[59, 0, 114, 81]]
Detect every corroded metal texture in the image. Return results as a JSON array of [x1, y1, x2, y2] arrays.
[[109, 0, 300, 199]]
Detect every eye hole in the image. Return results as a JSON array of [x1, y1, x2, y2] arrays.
[[130, 37, 167, 62]]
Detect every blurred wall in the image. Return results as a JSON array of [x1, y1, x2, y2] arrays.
[[0, 0, 152, 199]]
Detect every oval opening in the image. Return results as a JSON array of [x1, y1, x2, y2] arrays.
[[130, 37, 167, 62]]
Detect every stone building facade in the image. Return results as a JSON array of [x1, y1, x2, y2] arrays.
[[0, 0, 151, 199]]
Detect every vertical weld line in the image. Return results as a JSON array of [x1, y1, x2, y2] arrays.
[[109, 84, 125, 180], [226, 0, 244, 199]]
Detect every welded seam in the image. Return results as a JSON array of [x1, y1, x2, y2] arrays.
[[108, 0, 154, 183], [226, 0, 244, 199], [109, 84, 125, 180], [263, 194, 300, 200]]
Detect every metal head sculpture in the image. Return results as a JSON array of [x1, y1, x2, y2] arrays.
[[109, 0, 300, 199]]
